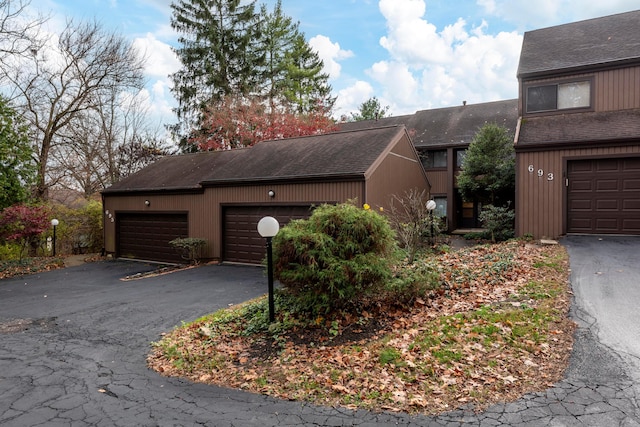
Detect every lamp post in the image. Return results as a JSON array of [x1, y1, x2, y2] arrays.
[[257, 216, 280, 322], [426, 200, 436, 246], [51, 219, 59, 256]]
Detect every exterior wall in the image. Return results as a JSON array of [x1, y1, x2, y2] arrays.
[[516, 144, 640, 238], [365, 135, 430, 210], [595, 66, 640, 111], [424, 170, 447, 194], [103, 180, 366, 261], [418, 146, 465, 232], [519, 65, 640, 113]]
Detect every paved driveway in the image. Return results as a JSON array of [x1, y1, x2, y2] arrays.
[[1, 239, 639, 426]]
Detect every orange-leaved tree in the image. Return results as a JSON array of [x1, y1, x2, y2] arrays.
[[190, 95, 337, 151]]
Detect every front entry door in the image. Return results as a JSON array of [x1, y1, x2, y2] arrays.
[[456, 192, 480, 228]]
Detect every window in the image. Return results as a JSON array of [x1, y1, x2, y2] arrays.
[[526, 80, 591, 113], [455, 149, 467, 169], [422, 150, 447, 169], [433, 196, 447, 218]]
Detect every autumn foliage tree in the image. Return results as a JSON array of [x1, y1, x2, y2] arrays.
[[0, 204, 50, 259], [191, 95, 337, 151]]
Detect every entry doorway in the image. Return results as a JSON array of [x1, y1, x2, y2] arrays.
[[455, 192, 481, 229]]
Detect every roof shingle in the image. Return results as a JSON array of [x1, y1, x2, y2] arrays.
[[339, 99, 518, 148], [517, 108, 640, 146], [103, 126, 406, 193], [518, 10, 640, 78]]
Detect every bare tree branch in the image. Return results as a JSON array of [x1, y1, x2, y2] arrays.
[[5, 19, 146, 199]]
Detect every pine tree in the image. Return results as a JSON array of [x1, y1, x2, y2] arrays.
[[258, 0, 334, 113], [170, 0, 263, 128], [282, 35, 335, 114]]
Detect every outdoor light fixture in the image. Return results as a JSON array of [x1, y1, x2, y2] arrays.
[[257, 216, 280, 322], [426, 200, 436, 246], [51, 219, 59, 256], [268, 190, 275, 198], [144, 200, 150, 206]]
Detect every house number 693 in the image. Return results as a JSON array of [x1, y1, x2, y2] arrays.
[[528, 165, 554, 181]]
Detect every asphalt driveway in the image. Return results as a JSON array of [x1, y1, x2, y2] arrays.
[[1, 238, 639, 426]]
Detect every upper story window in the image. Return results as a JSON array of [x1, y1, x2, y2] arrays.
[[525, 80, 591, 113], [421, 150, 447, 169]]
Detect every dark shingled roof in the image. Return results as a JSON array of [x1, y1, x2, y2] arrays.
[[103, 126, 407, 193], [517, 108, 640, 146], [518, 10, 640, 78], [339, 99, 518, 148]]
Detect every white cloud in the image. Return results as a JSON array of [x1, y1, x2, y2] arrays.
[[133, 33, 181, 80], [308, 34, 354, 80], [335, 0, 522, 117], [379, 0, 453, 65], [333, 80, 374, 119], [477, 0, 640, 29]]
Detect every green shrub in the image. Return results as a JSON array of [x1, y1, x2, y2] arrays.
[[0, 241, 22, 260], [168, 237, 207, 264], [48, 200, 104, 255], [479, 204, 515, 242], [387, 256, 441, 306], [272, 202, 395, 316]]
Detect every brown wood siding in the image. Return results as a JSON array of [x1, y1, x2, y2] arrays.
[[516, 145, 640, 238], [521, 66, 640, 114], [425, 170, 448, 194], [104, 181, 366, 261], [595, 66, 640, 111], [365, 138, 430, 210]]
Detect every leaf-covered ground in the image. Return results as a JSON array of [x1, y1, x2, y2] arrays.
[[0, 257, 65, 280], [148, 241, 575, 415]]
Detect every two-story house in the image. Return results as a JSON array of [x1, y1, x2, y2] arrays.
[[515, 10, 640, 239], [339, 99, 518, 232]]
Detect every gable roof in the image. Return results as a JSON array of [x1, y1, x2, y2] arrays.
[[339, 99, 518, 148], [103, 126, 409, 193], [516, 108, 640, 147], [518, 10, 640, 79]]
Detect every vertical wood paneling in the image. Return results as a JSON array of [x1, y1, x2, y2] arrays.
[[424, 171, 448, 193], [594, 66, 640, 111], [366, 142, 430, 210], [517, 145, 640, 239]]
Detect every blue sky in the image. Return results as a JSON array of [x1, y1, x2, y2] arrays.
[[34, 0, 640, 127]]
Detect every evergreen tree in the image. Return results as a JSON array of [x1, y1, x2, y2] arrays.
[[457, 123, 515, 206], [170, 0, 262, 129], [351, 96, 390, 121], [256, 0, 334, 113], [257, 0, 296, 111], [282, 34, 335, 114], [0, 96, 35, 210]]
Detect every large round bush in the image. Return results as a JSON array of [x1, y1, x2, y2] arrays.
[[272, 202, 395, 315]]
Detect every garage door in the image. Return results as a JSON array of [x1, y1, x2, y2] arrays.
[[567, 158, 640, 234], [223, 205, 313, 264], [117, 213, 188, 263]]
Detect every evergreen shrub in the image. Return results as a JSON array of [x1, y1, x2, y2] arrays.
[[272, 202, 395, 316]]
